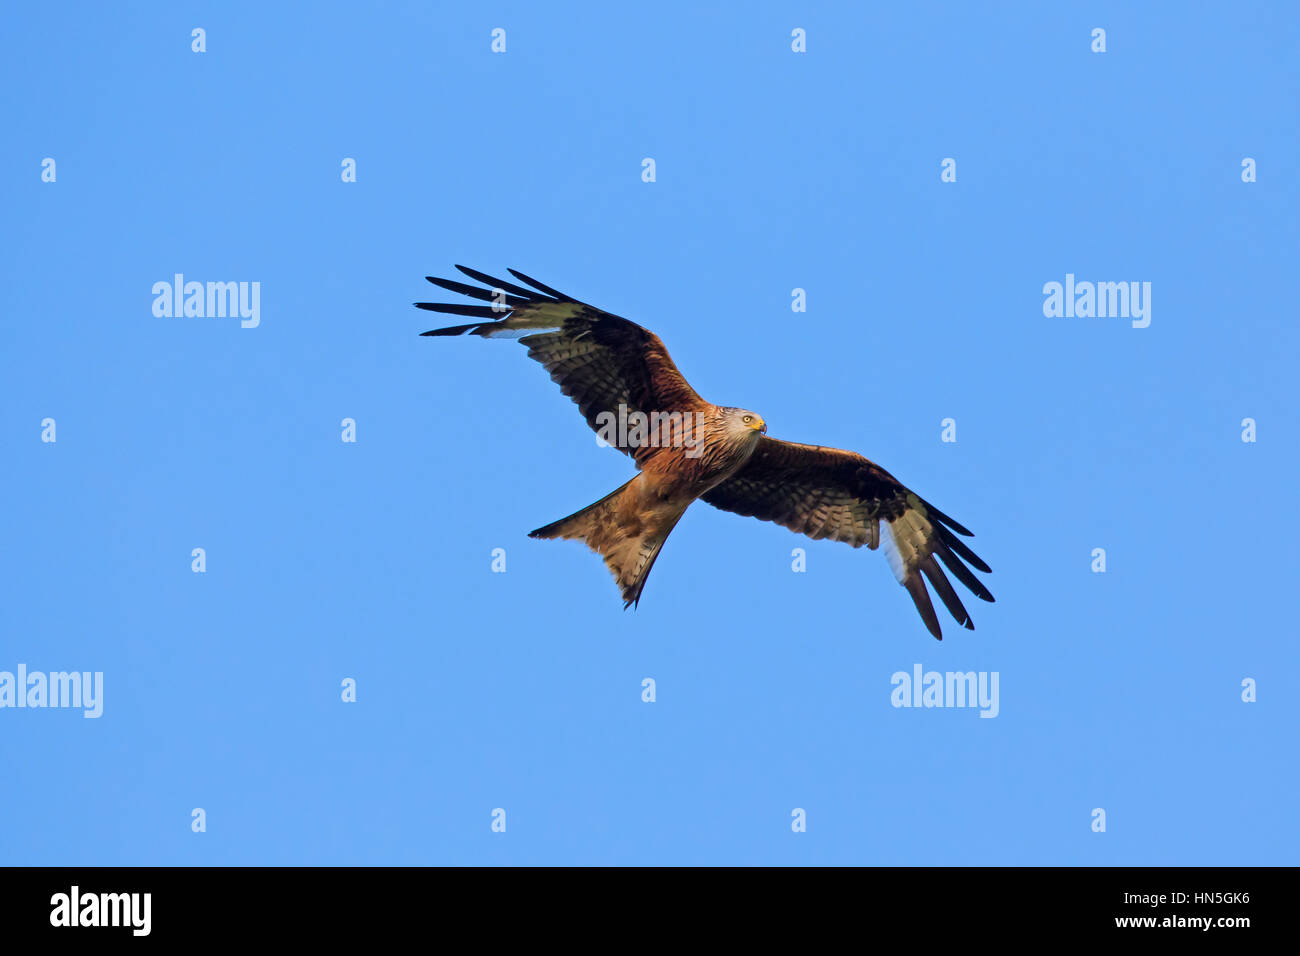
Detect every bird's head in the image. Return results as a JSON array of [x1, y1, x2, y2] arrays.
[[723, 407, 767, 438]]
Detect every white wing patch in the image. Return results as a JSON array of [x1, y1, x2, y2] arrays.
[[880, 508, 935, 584], [482, 301, 581, 338]]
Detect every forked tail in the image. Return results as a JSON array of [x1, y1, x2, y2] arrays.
[[529, 476, 685, 608]]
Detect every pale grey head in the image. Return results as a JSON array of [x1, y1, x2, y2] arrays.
[[719, 406, 767, 439]]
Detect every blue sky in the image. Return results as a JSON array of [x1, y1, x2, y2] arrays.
[[2, 1, 1296, 865]]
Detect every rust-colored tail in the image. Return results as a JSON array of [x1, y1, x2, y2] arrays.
[[529, 476, 686, 608]]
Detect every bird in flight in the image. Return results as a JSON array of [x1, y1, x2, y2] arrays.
[[416, 266, 994, 639]]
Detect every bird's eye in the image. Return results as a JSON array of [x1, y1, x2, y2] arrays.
[[743, 415, 752, 423]]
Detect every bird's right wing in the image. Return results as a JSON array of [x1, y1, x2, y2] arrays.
[[417, 266, 707, 462]]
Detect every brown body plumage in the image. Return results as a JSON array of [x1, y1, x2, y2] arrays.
[[417, 266, 995, 639], [529, 404, 764, 606]]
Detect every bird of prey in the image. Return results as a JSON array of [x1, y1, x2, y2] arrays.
[[416, 266, 994, 639]]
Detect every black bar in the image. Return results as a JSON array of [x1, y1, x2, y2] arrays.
[[0, 866, 1284, 941]]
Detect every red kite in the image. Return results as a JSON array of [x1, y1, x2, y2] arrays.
[[417, 266, 994, 639]]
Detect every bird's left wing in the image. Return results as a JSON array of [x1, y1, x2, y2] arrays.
[[701, 436, 994, 639]]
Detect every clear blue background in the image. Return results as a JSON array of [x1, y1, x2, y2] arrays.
[[2, 1, 1296, 865]]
